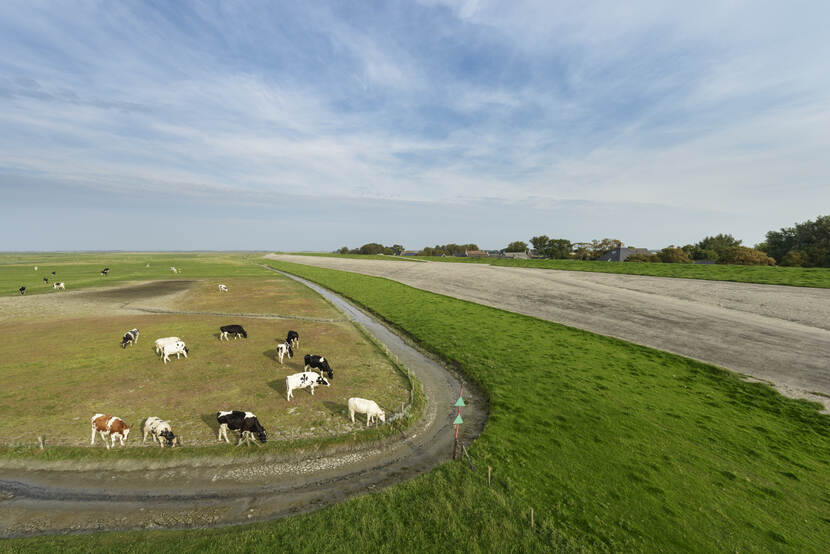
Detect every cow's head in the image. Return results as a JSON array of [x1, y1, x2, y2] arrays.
[[184, 346, 190, 354], [122, 427, 131, 440], [378, 411, 386, 423], [254, 425, 267, 443], [316, 375, 330, 387], [160, 429, 179, 447], [324, 368, 334, 380]]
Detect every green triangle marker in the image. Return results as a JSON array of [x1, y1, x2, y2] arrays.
[[453, 414, 463, 425], [454, 397, 466, 408]]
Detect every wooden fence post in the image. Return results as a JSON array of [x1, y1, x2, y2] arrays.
[[531, 508, 534, 530], [488, 465, 492, 486]]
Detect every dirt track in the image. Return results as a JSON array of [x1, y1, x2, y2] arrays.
[[0, 276, 486, 537], [267, 255, 830, 410]]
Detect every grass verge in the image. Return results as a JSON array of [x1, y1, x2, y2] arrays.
[[7, 259, 830, 552]]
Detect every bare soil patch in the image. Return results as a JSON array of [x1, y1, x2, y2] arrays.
[[267, 254, 830, 410]]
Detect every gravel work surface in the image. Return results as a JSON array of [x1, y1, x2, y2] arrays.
[[0, 276, 486, 537], [267, 254, 830, 410]]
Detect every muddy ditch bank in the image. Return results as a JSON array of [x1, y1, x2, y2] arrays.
[[0, 272, 487, 538]]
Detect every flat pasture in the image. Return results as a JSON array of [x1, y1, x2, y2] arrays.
[[0, 267, 410, 458]]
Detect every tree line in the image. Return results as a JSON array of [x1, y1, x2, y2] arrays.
[[335, 215, 830, 267]]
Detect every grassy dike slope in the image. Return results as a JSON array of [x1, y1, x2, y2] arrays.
[[8, 260, 830, 552]]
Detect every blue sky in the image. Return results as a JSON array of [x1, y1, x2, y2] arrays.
[[1, 0, 828, 251]]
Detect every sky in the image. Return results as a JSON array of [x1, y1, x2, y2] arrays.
[[1, 0, 828, 251]]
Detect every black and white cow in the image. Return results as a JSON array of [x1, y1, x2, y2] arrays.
[[18, 286, 26, 295], [142, 416, 180, 447], [43, 277, 49, 284], [100, 267, 110, 276], [216, 410, 266, 445], [219, 324, 247, 341], [286, 330, 299, 349], [304, 354, 333, 379], [286, 371, 330, 401], [121, 328, 139, 349], [276, 341, 294, 364]]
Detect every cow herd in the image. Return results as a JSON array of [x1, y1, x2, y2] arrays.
[[91, 309, 387, 449]]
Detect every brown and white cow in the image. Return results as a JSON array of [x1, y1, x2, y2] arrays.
[[90, 413, 130, 449]]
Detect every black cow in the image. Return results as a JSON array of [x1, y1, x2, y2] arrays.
[[219, 324, 247, 341], [286, 330, 299, 348], [216, 410, 266, 445], [121, 328, 139, 349], [304, 354, 333, 379], [18, 286, 26, 295]]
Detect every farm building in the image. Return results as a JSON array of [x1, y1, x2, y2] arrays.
[[464, 250, 489, 258], [503, 251, 530, 259], [597, 247, 651, 262]]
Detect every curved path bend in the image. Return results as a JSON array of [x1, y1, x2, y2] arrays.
[[0, 274, 487, 537], [266, 255, 830, 411]]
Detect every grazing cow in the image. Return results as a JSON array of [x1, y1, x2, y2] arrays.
[[121, 328, 139, 349], [18, 286, 25, 295], [286, 330, 299, 349], [90, 413, 130, 449], [169, 266, 178, 274], [219, 324, 247, 341], [285, 371, 330, 401], [276, 341, 293, 364], [51, 271, 56, 276], [216, 410, 266, 445], [142, 416, 180, 447], [154, 336, 181, 355], [53, 282, 65, 290], [348, 397, 386, 426], [100, 267, 110, 276], [304, 354, 333, 379], [161, 340, 189, 363], [43, 277, 48, 284], [34, 266, 37, 271], [218, 284, 228, 292]]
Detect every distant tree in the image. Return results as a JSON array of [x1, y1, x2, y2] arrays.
[[358, 243, 387, 255], [419, 243, 479, 256], [571, 242, 592, 260], [765, 215, 830, 267], [590, 239, 623, 259], [719, 246, 776, 265], [780, 250, 807, 267], [530, 235, 550, 254], [391, 244, 404, 255], [695, 234, 742, 259], [336, 246, 349, 254], [546, 239, 573, 259], [506, 241, 528, 252], [657, 246, 693, 263]]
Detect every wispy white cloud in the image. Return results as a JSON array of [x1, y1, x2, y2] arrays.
[[1, 1, 828, 248]]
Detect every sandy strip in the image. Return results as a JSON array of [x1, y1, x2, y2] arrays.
[[266, 254, 830, 410]]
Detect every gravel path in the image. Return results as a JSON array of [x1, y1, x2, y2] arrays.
[[267, 255, 830, 410]]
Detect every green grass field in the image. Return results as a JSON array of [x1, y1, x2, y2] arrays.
[[294, 252, 830, 288], [8, 257, 830, 552], [0, 252, 268, 297]]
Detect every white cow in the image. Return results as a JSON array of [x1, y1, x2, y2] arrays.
[[169, 266, 178, 274], [154, 337, 181, 355], [53, 282, 65, 290], [218, 284, 229, 292], [285, 372, 330, 401], [161, 340, 189, 364], [348, 397, 386, 426]]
